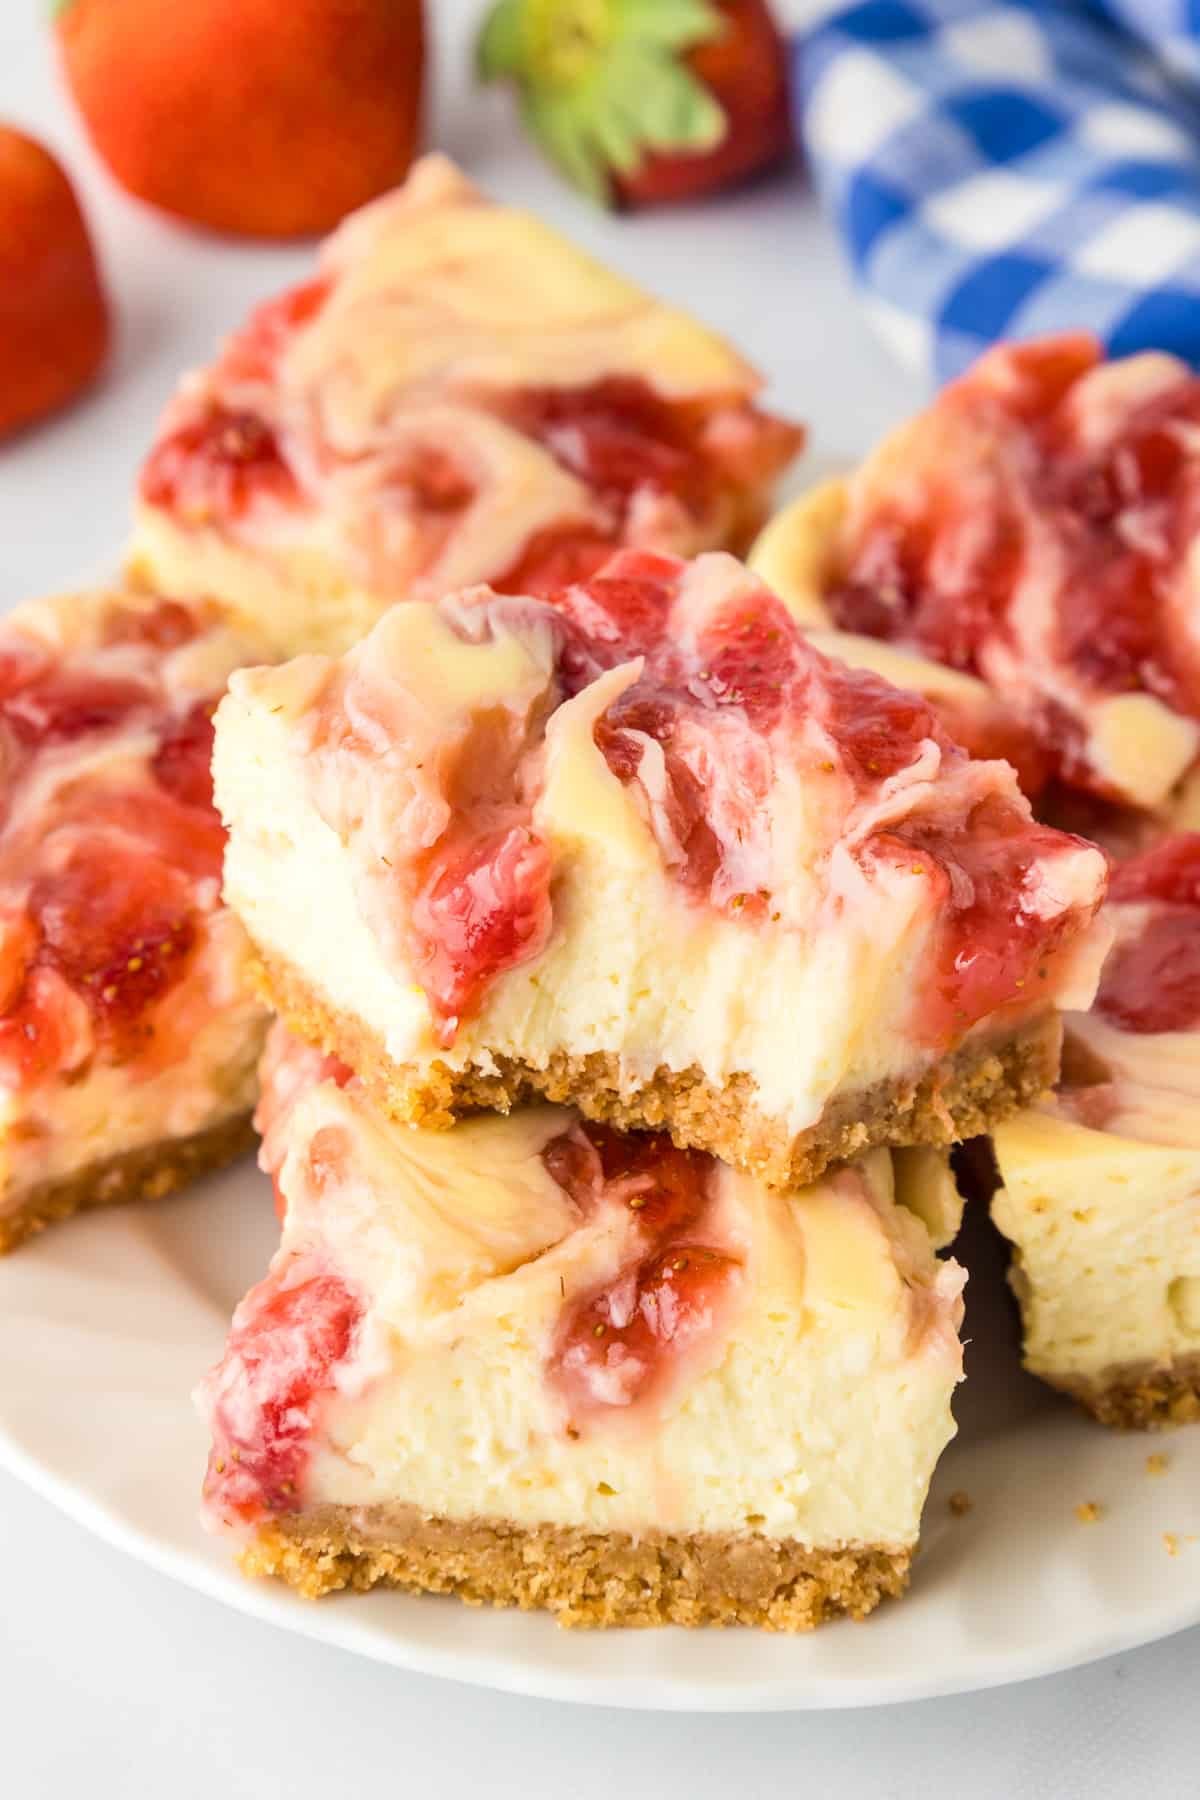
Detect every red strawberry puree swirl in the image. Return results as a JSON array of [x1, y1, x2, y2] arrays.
[[826, 334, 1200, 796], [201, 1258, 363, 1523], [489, 376, 800, 593], [139, 280, 330, 522], [303, 549, 1106, 1051], [0, 601, 232, 1094], [542, 1121, 740, 1420], [1093, 834, 1200, 1036], [254, 1027, 354, 1222]]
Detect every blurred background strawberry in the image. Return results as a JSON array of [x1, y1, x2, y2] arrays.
[[54, 0, 426, 238], [478, 0, 792, 209], [0, 123, 108, 437]]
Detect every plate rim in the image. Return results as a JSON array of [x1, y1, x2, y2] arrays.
[[4, 1418, 1200, 1713]]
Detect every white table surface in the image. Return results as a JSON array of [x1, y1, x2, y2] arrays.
[[2, 2, 1198, 1790]]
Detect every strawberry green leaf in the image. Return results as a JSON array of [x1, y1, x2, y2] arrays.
[[582, 79, 645, 176], [477, 0, 527, 80], [477, 0, 733, 205], [522, 89, 612, 204], [614, 0, 725, 53], [604, 43, 726, 152]]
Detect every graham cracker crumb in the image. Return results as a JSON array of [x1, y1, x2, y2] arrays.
[[1075, 1501, 1103, 1525], [1164, 1533, 1181, 1556], [948, 1490, 972, 1517], [252, 949, 1062, 1189], [1046, 1357, 1200, 1431], [240, 1507, 912, 1631], [1146, 1453, 1169, 1476], [0, 1109, 256, 1254]]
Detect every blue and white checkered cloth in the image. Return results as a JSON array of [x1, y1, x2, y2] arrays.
[[799, 1, 1200, 383]]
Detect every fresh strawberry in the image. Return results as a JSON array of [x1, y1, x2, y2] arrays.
[[478, 0, 791, 209], [0, 124, 108, 438], [54, 0, 425, 239]]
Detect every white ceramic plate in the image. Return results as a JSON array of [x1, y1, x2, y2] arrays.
[[1, 1157, 1198, 1711]]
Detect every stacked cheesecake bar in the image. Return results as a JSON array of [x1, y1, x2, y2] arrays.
[[203, 1026, 969, 1627], [198, 544, 1110, 1627], [750, 332, 1200, 1429]]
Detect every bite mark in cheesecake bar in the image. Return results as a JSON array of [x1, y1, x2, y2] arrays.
[[198, 1024, 966, 1628], [0, 588, 271, 1247], [128, 155, 801, 658], [751, 334, 1200, 816], [992, 834, 1200, 1425], [214, 549, 1108, 1186], [248, 944, 1063, 1189]]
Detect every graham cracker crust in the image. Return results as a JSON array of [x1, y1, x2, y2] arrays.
[[241, 1507, 912, 1630], [252, 949, 1062, 1188], [1049, 1357, 1200, 1431], [0, 1109, 256, 1254]]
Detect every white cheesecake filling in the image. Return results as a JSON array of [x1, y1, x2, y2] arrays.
[[290, 154, 763, 409], [992, 1099, 1200, 1387]]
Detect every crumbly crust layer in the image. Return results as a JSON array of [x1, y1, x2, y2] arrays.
[[241, 1506, 912, 1629], [0, 1110, 256, 1254], [1047, 1356, 1200, 1431], [252, 949, 1062, 1187]]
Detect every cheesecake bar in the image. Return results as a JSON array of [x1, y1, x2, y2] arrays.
[[750, 334, 1200, 816], [128, 154, 802, 658], [0, 587, 270, 1250], [992, 834, 1200, 1426], [199, 1023, 966, 1629], [214, 547, 1109, 1188]]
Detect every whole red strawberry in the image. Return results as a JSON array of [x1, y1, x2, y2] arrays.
[[478, 0, 792, 209], [55, 0, 425, 239], [0, 124, 108, 438]]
